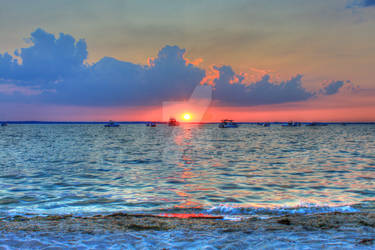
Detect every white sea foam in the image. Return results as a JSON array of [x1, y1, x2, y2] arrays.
[[206, 203, 359, 216]]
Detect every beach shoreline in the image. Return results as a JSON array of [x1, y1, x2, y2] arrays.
[[1, 211, 375, 233], [1, 212, 374, 248]]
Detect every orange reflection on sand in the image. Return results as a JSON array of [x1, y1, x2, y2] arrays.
[[158, 213, 222, 219]]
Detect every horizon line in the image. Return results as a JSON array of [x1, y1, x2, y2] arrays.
[[2, 121, 375, 124]]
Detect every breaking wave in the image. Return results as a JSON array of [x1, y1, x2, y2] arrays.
[[205, 203, 359, 216]]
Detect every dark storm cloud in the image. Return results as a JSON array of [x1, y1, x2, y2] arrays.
[[0, 29, 352, 107]]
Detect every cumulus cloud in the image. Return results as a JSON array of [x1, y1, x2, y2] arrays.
[[0, 53, 18, 79], [1, 33, 204, 106], [211, 66, 313, 106], [319, 80, 357, 95], [4, 28, 88, 85], [0, 28, 353, 107], [42, 45, 205, 106]]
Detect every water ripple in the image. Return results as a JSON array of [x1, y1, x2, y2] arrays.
[[0, 124, 374, 216]]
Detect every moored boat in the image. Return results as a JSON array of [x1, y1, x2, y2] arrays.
[[168, 118, 179, 126], [282, 121, 301, 127], [104, 120, 120, 127], [146, 122, 157, 127], [305, 122, 327, 127], [219, 119, 238, 128]]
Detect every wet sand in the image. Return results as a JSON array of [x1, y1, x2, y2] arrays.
[[0, 212, 374, 248], [1, 212, 375, 233]]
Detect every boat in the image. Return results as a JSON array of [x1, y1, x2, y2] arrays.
[[1, 122, 7, 127], [219, 119, 238, 128], [282, 121, 301, 127], [257, 122, 270, 127], [104, 120, 120, 127], [305, 122, 327, 127], [146, 122, 157, 127], [168, 118, 179, 126]]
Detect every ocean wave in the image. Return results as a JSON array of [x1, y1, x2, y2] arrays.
[[0, 203, 361, 219], [205, 203, 359, 216]]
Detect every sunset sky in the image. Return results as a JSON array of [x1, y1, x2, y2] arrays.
[[0, 0, 374, 122]]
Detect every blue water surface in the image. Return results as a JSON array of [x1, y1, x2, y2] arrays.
[[0, 124, 374, 216]]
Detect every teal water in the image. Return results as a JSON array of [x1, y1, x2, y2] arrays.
[[0, 124, 374, 216]]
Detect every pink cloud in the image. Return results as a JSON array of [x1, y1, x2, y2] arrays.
[[199, 66, 220, 86], [183, 55, 203, 67]]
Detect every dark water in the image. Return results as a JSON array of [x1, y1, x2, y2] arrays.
[[0, 124, 374, 217]]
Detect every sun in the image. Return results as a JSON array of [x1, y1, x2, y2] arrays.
[[183, 113, 192, 121]]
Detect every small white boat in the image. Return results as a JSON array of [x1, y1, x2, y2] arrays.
[[104, 120, 120, 127], [219, 119, 238, 128]]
